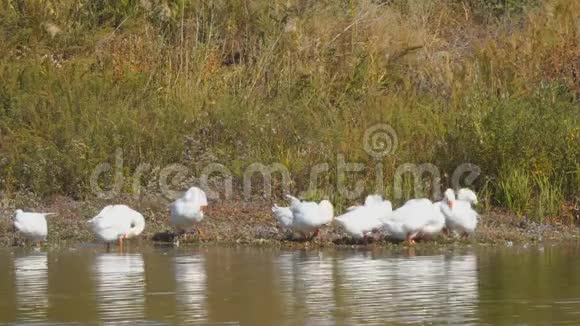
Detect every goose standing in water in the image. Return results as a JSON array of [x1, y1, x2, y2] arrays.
[[334, 195, 392, 241], [439, 188, 479, 238], [12, 210, 53, 246], [88, 205, 145, 252], [287, 195, 334, 241], [170, 187, 208, 238]]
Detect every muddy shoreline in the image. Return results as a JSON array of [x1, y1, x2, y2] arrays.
[[1, 195, 578, 248]]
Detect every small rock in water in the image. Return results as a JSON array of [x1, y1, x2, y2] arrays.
[[505, 241, 514, 247]]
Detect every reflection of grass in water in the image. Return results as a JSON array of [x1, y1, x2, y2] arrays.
[[0, 0, 578, 221]]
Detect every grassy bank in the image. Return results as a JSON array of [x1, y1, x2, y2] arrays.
[[0, 0, 578, 222]]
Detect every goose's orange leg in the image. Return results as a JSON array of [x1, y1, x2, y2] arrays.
[[195, 226, 205, 238], [118, 236, 124, 254], [406, 232, 417, 245], [309, 229, 320, 241]]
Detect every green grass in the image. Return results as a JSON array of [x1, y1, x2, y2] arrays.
[[0, 0, 578, 220], [534, 175, 563, 223], [498, 168, 533, 217]]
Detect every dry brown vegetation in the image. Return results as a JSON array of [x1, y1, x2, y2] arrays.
[[0, 0, 578, 226]]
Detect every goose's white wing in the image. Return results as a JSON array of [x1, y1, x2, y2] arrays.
[[272, 205, 293, 228], [335, 195, 392, 238]]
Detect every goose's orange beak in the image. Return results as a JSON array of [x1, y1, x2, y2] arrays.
[[447, 198, 455, 209]]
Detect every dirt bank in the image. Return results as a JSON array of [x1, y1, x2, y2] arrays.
[[1, 195, 578, 248]]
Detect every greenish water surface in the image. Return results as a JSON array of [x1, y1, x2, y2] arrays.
[[1, 242, 579, 325]]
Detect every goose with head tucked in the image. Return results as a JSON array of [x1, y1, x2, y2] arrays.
[[334, 195, 393, 241], [88, 205, 145, 252], [380, 198, 445, 244], [286, 195, 334, 241], [439, 188, 478, 238], [12, 209, 53, 246], [170, 187, 208, 238]]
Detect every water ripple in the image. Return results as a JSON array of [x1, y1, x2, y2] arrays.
[[3, 244, 580, 325]]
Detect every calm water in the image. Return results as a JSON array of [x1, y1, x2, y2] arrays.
[[1, 242, 580, 325]]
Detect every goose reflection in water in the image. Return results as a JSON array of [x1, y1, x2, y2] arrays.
[[276, 250, 478, 325], [276, 251, 336, 326], [93, 253, 145, 323], [336, 252, 478, 324], [14, 253, 48, 322], [174, 254, 207, 323], [443, 255, 478, 324]]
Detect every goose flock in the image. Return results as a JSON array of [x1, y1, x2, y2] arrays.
[[9, 186, 478, 249], [274, 188, 479, 244]]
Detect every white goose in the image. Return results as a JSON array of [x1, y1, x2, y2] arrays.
[[170, 187, 208, 238], [439, 188, 479, 238], [334, 195, 392, 239], [380, 198, 445, 244], [271, 204, 294, 232], [287, 195, 334, 240], [457, 188, 478, 206], [419, 199, 447, 238], [12, 210, 53, 246], [88, 205, 145, 251]]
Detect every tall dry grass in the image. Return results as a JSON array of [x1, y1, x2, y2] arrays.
[[0, 0, 578, 220]]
